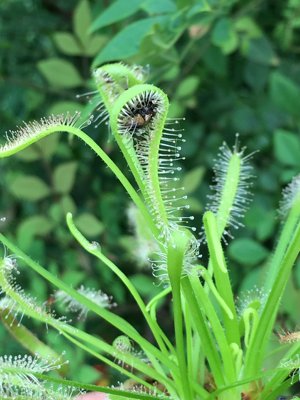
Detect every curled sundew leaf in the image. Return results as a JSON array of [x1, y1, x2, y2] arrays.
[[92, 66, 202, 281], [93, 63, 146, 109], [109, 84, 169, 219], [98, 72, 201, 280], [92, 64, 197, 243], [110, 83, 197, 245], [235, 286, 268, 346], [236, 286, 268, 318], [112, 335, 148, 368], [85, 63, 148, 129]]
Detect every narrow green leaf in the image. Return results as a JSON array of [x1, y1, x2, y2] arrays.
[[38, 58, 83, 88], [294, 261, 300, 292]]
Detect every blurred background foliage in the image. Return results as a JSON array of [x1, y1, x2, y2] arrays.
[[0, 0, 300, 386]]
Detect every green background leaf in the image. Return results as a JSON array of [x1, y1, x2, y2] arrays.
[[53, 162, 78, 194], [38, 58, 83, 88], [270, 72, 300, 117], [274, 129, 300, 167], [53, 32, 82, 56], [93, 17, 166, 66], [228, 238, 269, 267], [74, 213, 104, 237], [90, 0, 141, 31], [9, 176, 50, 201], [73, 0, 91, 46]]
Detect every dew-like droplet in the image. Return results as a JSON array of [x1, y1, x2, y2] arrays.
[[89, 241, 101, 251]]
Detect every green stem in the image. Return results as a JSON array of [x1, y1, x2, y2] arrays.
[[146, 286, 176, 354], [61, 324, 177, 393], [33, 372, 169, 400], [66, 212, 169, 356], [203, 211, 240, 346], [261, 341, 300, 398], [181, 277, 225, 387], [0, 259, 172, 394], [60, 330, 159, 393], [172, 277, 192, 399], [243, 222, 300, 378], [0, 234, 175, 374], [188, 274, 237, 384], [167, 230, 194, 400], [264, 191, 300, 292], [184, 298, 193, 381]]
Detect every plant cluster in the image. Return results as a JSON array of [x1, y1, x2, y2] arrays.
[[0, 62, 299, 399], [2, 2, 300, 362]]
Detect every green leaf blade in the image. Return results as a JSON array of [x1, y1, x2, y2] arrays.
[[228, 238, 269, 266], [53, 32, 82, 56], [93, 17, 166, 66], [53, 161, 78, 194], [90, 0, 141, 31], [274, 129, 300, 167], [38, 58, 83, 88], [9, 175, 51, 201]]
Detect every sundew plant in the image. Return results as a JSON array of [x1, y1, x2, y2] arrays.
[[0, 63, 299, 400]]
